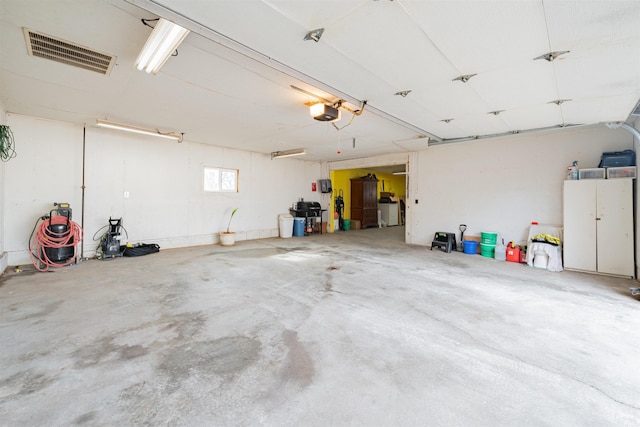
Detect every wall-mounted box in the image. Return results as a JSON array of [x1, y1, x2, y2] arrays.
[[319, 179, 332, 193], [578, 168, 605, 180], [606, 166, 636, 179]]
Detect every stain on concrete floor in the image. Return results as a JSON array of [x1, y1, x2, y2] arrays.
[[0, 369, 58, 398], [2, 228, 640, 425], [281, 330, 314, 387], [158, 336, 261, 390]]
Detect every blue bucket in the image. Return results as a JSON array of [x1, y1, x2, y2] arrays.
[[293, 218, 305, 237], [463, 240, 478, 255]]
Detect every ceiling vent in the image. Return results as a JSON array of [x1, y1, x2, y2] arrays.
[[23, 28, 116, 75]]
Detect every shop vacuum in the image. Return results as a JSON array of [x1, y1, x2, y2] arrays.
[[29, 202, 84, 271]]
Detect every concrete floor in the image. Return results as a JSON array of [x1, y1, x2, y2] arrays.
[[1, 226, 639, 426]]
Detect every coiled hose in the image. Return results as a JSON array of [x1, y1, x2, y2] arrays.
[[29, 215, 84, 271]]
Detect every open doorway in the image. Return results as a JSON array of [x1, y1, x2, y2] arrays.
[[328, 164, 407, 242]]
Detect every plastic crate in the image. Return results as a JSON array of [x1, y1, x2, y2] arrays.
[[606, 166, 636, 179], [578, 168, 605, 179]]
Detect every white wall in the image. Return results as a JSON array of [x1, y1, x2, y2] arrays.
[[408, 125, 634, 248], [4, 114, 322, 265], [4, 113, 638, 273], [632, 118, 640, 278], [0, 103, 6, 273]]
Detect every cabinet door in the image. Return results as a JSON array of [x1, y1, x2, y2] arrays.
[[363, 181, 378, 208], [362, 209, 378, 227], [563, 180, 597, 272], [596, 179, 634, 277], [351, 180, 364, 209]]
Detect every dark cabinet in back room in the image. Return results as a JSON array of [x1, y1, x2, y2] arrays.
[[351, 177, 378, 228]]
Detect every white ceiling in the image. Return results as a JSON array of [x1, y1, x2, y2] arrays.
[[1, 0, 639, 162]]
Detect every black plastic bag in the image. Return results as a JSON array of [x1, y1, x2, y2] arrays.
[[120, 243, 160, 257]]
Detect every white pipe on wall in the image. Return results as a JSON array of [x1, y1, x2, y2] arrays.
[[604, 121, 640, 141]]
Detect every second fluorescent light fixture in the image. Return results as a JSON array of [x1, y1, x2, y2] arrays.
[[96, 120, 183, 141], [271, 149, 307, 159], [135, 18, 189, 74]]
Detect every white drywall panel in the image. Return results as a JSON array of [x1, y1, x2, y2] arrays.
[[85, 127, 323, 252], [409, 125, 634, 248], [4, 114, 84, 265], [0, 103, 6, 273], [4, 114, 323, 264], [633, 119, 640, 280], [84, 127, 192, 251]]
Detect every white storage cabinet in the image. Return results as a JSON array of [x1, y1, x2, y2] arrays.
[[563, 179, 634, 277], [378, 203, 399, 226]]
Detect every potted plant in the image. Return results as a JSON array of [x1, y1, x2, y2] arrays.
[[220, 208, 238, 246]]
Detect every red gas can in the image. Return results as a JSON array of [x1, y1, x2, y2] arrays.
[[506, 243, 520, 263]]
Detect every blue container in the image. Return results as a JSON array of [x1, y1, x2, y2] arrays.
[[293, 217, 305, 237], [463, 240, 478, 255]]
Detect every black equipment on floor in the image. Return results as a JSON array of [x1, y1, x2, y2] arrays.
[[290, 200, 322, 235], [104, 218, 123, 258], [94, 217, 127, 260], [44, 202, 75, 264], [122, 243, 160, 257], [29, 202, 83, 272], [431, 232, 457, 253]]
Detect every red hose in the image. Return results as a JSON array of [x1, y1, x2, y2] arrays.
[[30, 216, 84, 272]]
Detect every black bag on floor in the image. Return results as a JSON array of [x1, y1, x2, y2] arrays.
[[120, 243, 160, 257]]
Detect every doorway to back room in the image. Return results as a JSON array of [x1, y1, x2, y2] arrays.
[[329, 164, 407, 242]]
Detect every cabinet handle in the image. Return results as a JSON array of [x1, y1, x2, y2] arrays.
[[595, 217, 601, 220]]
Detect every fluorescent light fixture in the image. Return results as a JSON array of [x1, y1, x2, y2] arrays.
[[122, 1, 441, 141], [309, 103, 341, 122], [135, 18, 190, 74], [96, 119, 182, 141], [392, 171, 407, 175], [271, 149, 307, 159]]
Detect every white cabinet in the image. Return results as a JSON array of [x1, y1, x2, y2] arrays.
[[563, 179, 634, 277], [378, 203, 399, 226]]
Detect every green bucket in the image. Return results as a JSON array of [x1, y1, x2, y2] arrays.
[[343, 219, 351, 231], [480, 243, 496, 258], [481, 232, 498, 245]]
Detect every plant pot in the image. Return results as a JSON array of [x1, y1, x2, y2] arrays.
[[220, 232, 236, 246]]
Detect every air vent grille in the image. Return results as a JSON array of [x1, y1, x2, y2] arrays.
[[23, 28, 116, 75]]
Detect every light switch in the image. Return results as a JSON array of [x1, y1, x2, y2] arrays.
[[124, 191, 130, 198]]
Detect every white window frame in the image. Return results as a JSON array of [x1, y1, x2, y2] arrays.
[[204, 167, 238, 192]]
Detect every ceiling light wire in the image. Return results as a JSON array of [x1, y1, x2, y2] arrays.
[[540, 1, 567, 125], [330, 100, 368, 131], [139, 17, 181, 59], [141, 18, 159, 29]]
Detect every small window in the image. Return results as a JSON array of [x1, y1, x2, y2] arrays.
[[204, 167, 238, 192]]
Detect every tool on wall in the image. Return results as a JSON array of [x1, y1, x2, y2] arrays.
[[29, 202, 84, 271]]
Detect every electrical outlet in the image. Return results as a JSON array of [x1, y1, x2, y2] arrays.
[[124, 191, 130, 198]]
